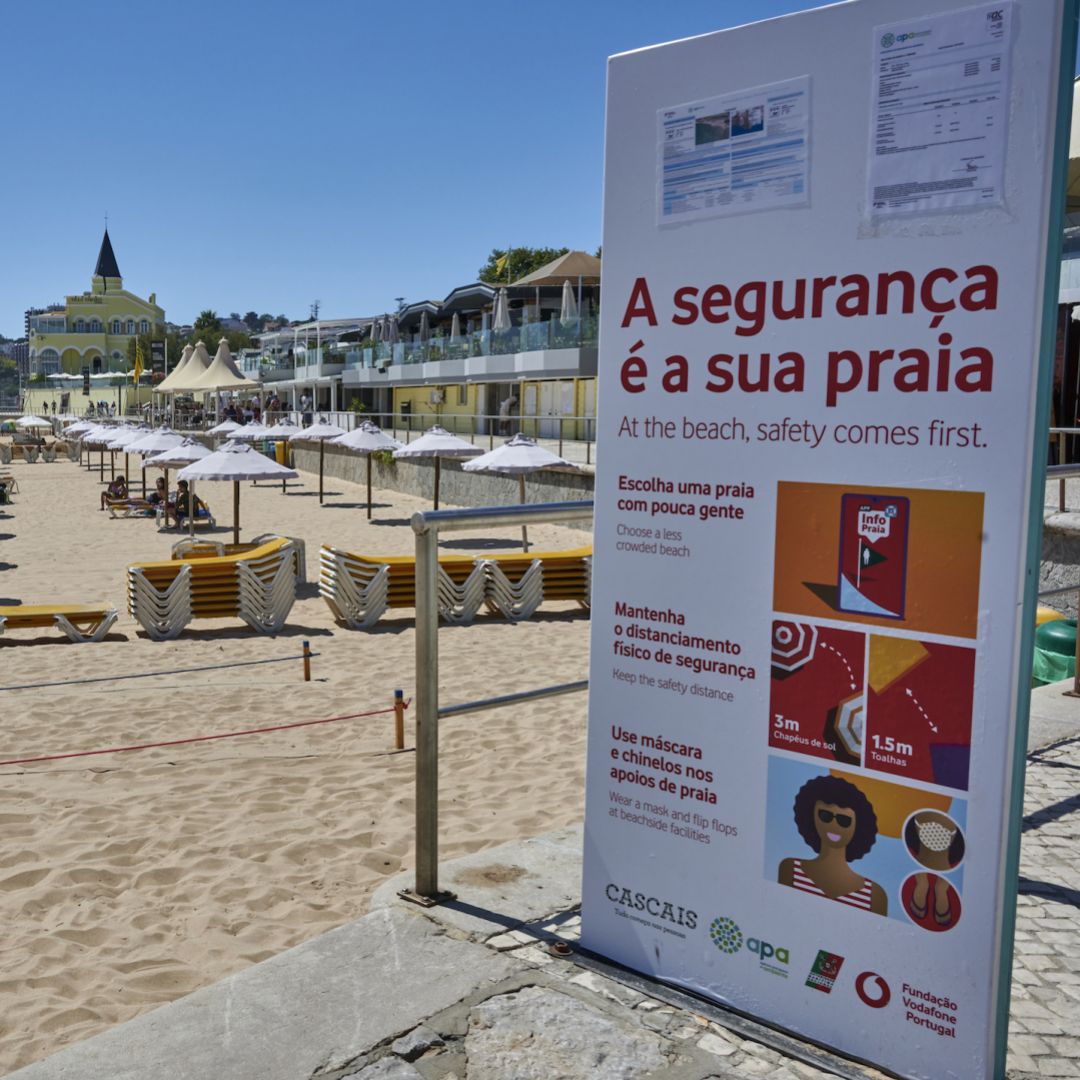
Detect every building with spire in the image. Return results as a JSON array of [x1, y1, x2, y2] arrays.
[[26, 228, 165, 375]]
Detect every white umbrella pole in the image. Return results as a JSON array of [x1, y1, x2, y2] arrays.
[[233, 480, 240, 545], [519, 474, 529, 553], [163, 468, 169, 527], [99, 445, 104, 480], [124, 452, 129, 488], [190, 479, 196, 538]]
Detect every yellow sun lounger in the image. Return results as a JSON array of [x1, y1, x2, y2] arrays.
[[318, 544, 591, 629], [0, 604, 118, 643], [127, 536, 299, 640]]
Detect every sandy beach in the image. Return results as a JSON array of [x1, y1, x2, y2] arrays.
[[0, 450, 590, 1074]]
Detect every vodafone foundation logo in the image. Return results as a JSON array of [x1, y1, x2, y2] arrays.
[[855, 971, 891, 1008]]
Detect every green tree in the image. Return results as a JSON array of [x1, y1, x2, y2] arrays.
[[478, 247, 570, 284], [194, 309, 221, 337], [243, 311, 262, 331]]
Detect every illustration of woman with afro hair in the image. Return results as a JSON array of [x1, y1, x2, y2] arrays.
[[778, 774, 887, 916]]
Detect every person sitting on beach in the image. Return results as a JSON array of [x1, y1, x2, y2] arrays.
[[174, 480, 209, 526], [147, 476, 168, 505], [100, 475, 128, 510]]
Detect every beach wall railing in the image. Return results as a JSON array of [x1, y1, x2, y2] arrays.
[[403, 500, 594, 905]]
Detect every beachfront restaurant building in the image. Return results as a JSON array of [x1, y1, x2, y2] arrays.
[[340, 251, 600, 441], [25, 228, 165, 378]]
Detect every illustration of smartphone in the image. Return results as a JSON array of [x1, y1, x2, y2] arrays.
[[837, 493, 910, 619]]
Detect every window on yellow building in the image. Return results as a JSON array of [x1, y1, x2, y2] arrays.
[[457, 384, 468, 406]]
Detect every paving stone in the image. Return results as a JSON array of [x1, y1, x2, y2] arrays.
[[696, 1032, 738, 1057], [342, 1058, 425, 1080], [1009, 1033, 1051, 1056], [731, 1054, 778, 1076], [1024, 1057, 1080, 1077], [465, 986, 668, 1080], [1047, 1035, 1080, 1058], [512, 945, 554, 965], [391, 1026, 444, 1061]]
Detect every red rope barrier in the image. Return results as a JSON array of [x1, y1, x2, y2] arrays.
[[0, 701, 411, 768]]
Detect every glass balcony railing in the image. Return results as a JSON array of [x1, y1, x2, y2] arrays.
[[343, 315, 598, 370]]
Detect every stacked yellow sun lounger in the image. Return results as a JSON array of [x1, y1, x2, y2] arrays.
[[127, 536, 300, 640], [0, 604, 118, 643], [318, 544, 591, 629]]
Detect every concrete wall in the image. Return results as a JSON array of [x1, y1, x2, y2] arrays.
[[1041, 516, 1080, 618], [290, 441, 593, 525]]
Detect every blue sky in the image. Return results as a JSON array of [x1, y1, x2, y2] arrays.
[[2, 0, 1076, 337]]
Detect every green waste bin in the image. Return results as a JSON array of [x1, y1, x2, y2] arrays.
[[1032, 618, 1077, 686]]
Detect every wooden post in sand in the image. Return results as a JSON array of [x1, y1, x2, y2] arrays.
[[394, 688, 405, 750], [233, 480, 240, 545], [303, 640, 312, 682]]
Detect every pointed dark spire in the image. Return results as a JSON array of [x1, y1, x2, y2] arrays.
[[94, 229, 121, 280]]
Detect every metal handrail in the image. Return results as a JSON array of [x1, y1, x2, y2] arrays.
[[404, 499, 594, 903]]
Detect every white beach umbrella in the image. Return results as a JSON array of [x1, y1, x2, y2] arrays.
[[105, 425, 149, 488], [16, 415, 53, 430], [146, 439, 214, 536], [231, 420, 274, 441], [493, 288, 512, 333], [560, 279, 579, 323], [331, 421, 403, 519], [127, 425, 188, 510], [386, 316, 399, 346], [463, 434, 580, 552], [207, 418, 243, 436], [145, 438, 212, 468], [179, 440, 298, 544], [267, 418, 303, 438], [81, 423, 117, 480], [290, 416, 346, 504], [419, 310, 430, 343], [450, 312, 463, 342], [393, 424, 482, 510], [262, 418, 303, 492]]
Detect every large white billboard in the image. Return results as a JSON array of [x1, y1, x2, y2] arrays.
[[582, 2, 1074, 1077]]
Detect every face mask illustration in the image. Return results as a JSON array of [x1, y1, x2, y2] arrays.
[[916, 820, 956, 852]]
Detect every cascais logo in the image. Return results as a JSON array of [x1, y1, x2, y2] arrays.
[[605, 884, 697, 929]]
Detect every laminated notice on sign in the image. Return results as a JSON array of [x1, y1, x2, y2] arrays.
[[658, 76, 810, 225], [868, 2, 1013, 217]]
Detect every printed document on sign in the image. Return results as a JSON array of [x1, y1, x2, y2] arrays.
[[869, 2, 1013, 217], [658, 76, 810, 225]]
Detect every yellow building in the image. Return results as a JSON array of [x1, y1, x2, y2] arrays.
[[28, 229, 165, 376]]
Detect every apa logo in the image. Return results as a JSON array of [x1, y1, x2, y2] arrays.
[[856, 971, 892, 1009], [748, 937, 790, 967], [881, 32, 895, 48], [709, 916, 790, 976]]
